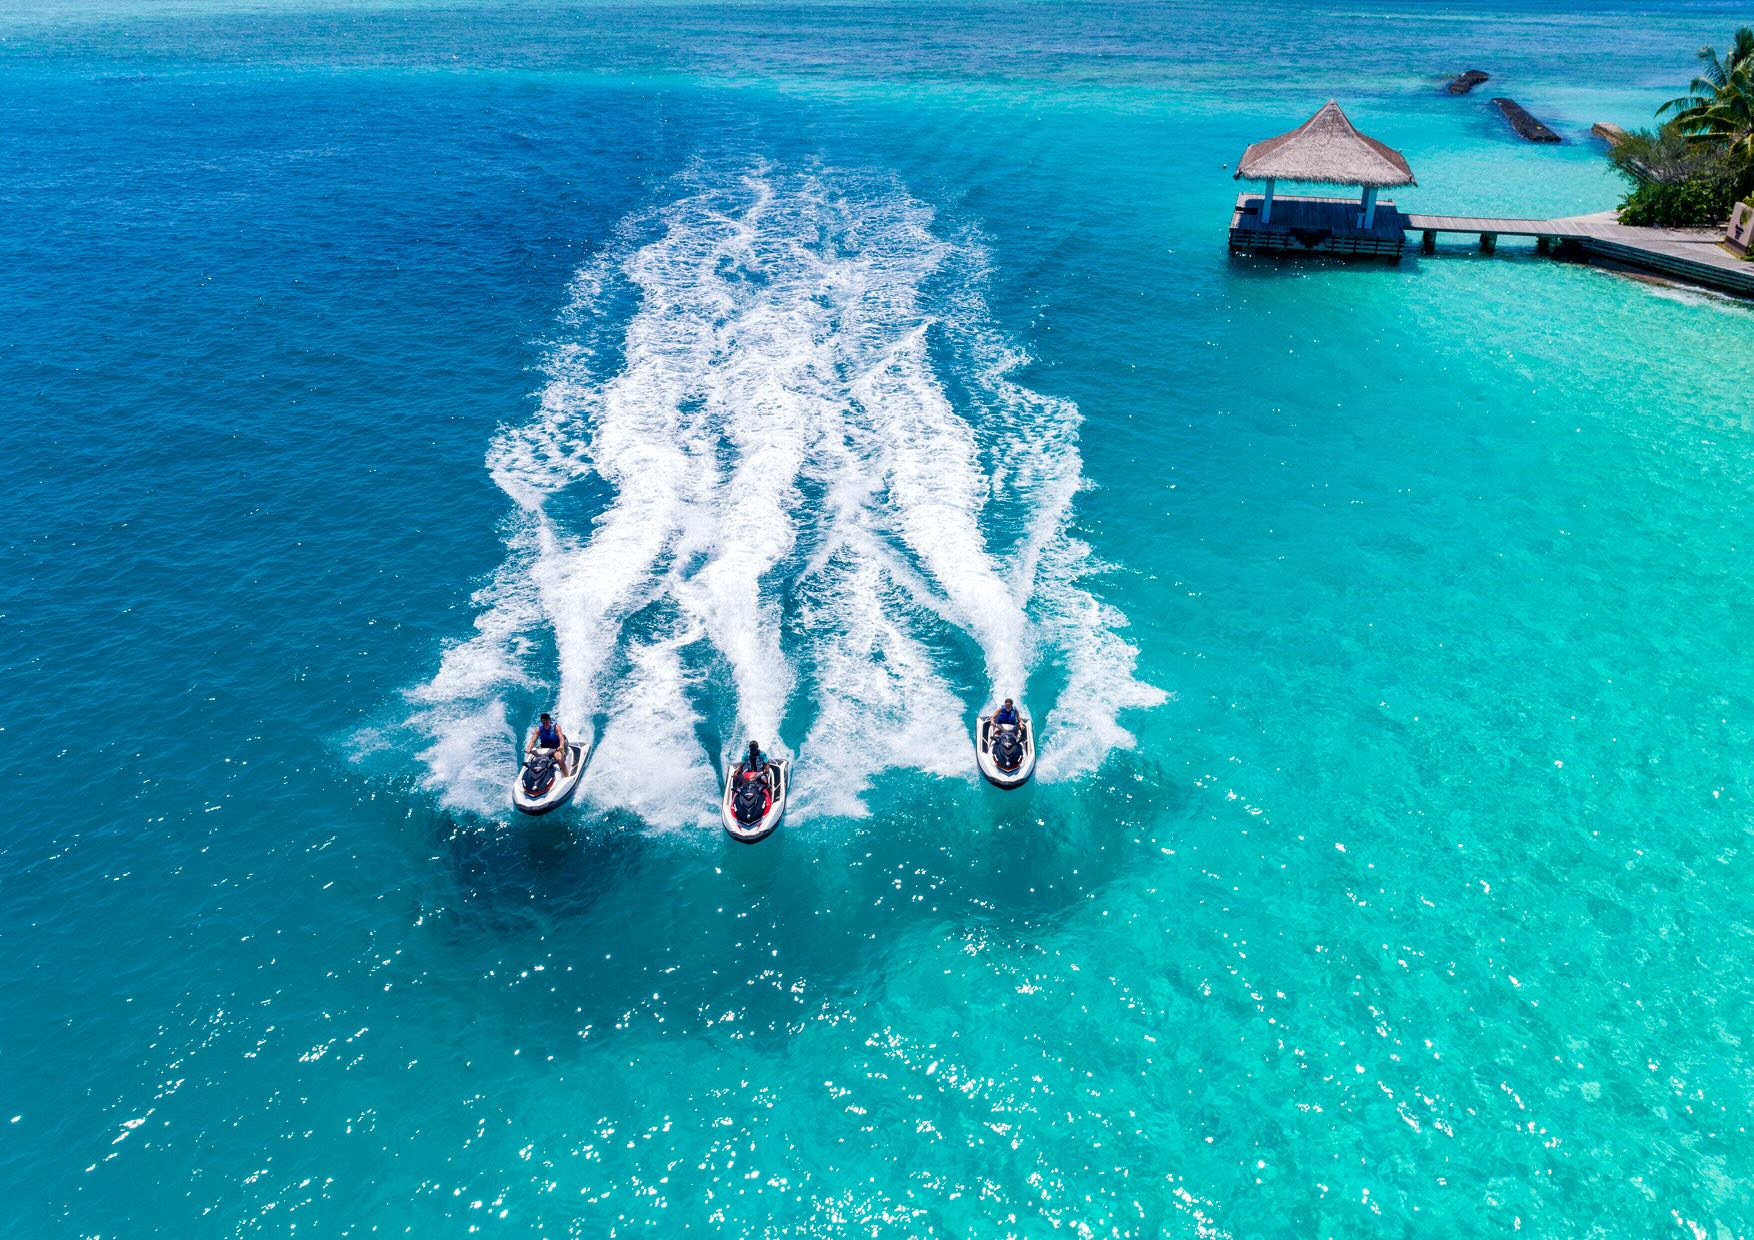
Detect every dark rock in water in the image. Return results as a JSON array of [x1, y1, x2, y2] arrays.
[[1492, 98, 1561, 143], [1445, 69, 1490, 95]]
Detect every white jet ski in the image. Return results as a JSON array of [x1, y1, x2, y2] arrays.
[[721, 757, 789, 843], [512, 742, 587, 815], [975, 706, 1035, 789]]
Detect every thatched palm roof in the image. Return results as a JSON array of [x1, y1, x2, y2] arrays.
[[1235, 101, 1416, 188]]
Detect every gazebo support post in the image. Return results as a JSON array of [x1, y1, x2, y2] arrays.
[[1260, 179, 1275, 224], [1359, 185, 1379, 229]]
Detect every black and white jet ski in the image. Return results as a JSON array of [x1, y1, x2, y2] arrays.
[[975, 705, 1035, 789], [512, 741, 587, 815], [721, 756, 789, 843]]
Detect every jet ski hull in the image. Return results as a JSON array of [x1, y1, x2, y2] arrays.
[[722, 759, 789, 843], [512, 742, 588, 815], [976, 710, 1035, 789]]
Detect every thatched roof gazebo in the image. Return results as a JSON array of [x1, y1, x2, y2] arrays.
[[1229, 102, 1417, 258]]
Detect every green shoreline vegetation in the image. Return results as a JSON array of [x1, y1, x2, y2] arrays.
[[1611, 26, 1754, 227]]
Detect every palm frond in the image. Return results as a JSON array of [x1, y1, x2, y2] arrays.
[[1731, 27, 1754, 72], [1697, 46, 1730, 92], [1659, 91, 1708, 118]]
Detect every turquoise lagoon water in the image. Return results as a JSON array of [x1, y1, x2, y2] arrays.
[[4, 1, 1754, 1234]]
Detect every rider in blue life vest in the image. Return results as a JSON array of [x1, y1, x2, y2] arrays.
[[527, 712, 570, 777], [993, 698, 1020, 727]]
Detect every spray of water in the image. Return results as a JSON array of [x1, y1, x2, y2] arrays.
[[406, 161, 1162, 822]]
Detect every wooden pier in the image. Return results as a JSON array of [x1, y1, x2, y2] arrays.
[[1228, 104, 1752, 298], [1406, 209, 1754, 296], [1232, 193, 1754, 298]]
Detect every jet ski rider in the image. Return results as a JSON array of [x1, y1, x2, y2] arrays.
[[527, 712, 570, 777], [993, 698, 1020, 728], [739, 740, 768, 781]]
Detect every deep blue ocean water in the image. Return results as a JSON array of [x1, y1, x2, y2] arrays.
[[4, 1, 1754, 1234]]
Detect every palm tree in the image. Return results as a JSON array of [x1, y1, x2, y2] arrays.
[[1660, 27, 1754, 171]]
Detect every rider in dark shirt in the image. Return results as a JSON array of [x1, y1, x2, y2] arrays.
[[740, 740, 767, 780], [993, 698, 1020, 727], [527, 712, 569, 777]]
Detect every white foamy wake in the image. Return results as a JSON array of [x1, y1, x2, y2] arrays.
[[848, 326, 1029, 694], [583, 625, 720, 827], [404, 161, 1161, 822], [405, 515, 545, 815], [933, 241, 1169, 780]]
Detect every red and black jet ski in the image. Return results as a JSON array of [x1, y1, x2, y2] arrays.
[[721, 752, 789, 843]]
